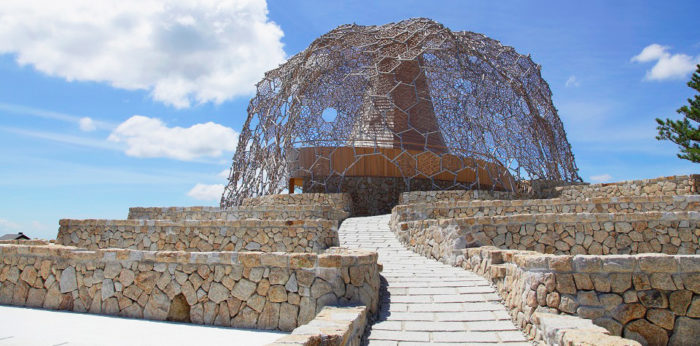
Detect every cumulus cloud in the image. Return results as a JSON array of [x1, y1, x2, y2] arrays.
[[589, 174, 613, 183], [79, 117, 96, 131], [108, 115, 238, 160], [631, 44, 700, 81], [565, 76, 580, 88], [0, 0, 286, 108], [187, 183, 224, 201]]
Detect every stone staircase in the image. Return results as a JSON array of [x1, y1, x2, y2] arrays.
[[338, 215, 530, 345]]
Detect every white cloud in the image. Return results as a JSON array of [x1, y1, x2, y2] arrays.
[[589, 174, 613, 183], [1, 126, 122, 151], [631, 44, 668, 63], [79, 117, 96, 131], [631, 44, 700, 81], [108, 115, 238, 161], [218, 169, 230, 179], [187, 183, 224, 201], [0, 102, 114, 130], [565, 76, 580, 88], [0, 0, 286, 108]]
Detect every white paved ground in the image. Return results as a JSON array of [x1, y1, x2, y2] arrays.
[[339, 215, 529, 345], [0, 305, 285, 346]]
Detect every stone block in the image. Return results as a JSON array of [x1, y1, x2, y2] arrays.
[[556, 273, 576, 295], [611, 303, 646, 324], [624, 319, 668, 346], [59, 266, 77, 293], [638, 255, 678, 272], [638, 290, 668, 309], [688, 296, 700, 318], [646, 308, 675, 330], [231, 279, 257, 301], [669, 317, 700, 346], [669, 290, 692, 316]]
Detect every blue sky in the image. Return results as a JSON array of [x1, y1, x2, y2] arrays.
[[1, 0, 698, 239]]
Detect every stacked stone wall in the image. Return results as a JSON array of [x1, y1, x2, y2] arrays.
[[394, 211, 700, 263], [57, 219, 338, 253], [398, 189, 516, 205], [128, 205, 348, 222], [458, 247, 700, 345], [556, 175, 698, 201], [396, 175, 698, 205], [0, 244, 380, 332], [242, 193, 353, 215], [392, 195, 700, 224], [268, 305, 368, 346]]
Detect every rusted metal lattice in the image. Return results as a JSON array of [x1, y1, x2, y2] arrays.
[[221, 18, 580, 208]]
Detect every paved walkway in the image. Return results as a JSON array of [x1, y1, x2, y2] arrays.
[[338, 215, 529, 345], [0, 305, 285, 346]]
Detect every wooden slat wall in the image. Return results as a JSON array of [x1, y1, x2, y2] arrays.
[[290, 146, 514, 190]]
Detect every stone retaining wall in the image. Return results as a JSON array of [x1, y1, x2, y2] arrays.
[[57, 219, 339, 253], [398, 189, 516, 205], [457, 247, 700, 345], [128, 205, 348, 222], [268, 305, 367, 345], [0, 244, 380, 332], [391, 195, 700, 224], [242, 193, 353, 215], [393, 211, 700, 264], [556, 175, 699, 201]]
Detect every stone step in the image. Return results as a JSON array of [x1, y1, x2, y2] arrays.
[[392, 194, 699, 223]]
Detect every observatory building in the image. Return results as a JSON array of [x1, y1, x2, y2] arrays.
[[222, 18, 580, 214]]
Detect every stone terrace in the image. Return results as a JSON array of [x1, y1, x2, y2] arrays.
[[390, 175, 699, 345]]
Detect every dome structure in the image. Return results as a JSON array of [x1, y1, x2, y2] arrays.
[[221, 18, 580, 213]]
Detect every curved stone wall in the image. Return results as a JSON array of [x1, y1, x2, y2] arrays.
[[128, 205, 348, 222], [391, 195, 700, 224], [0, 244, 380, 332], [57, 219, 339, 253], [394, 211, 700, 263], [459, 247, 700, 345], [556, 175, 698, 201], [241, 193, 353, 215], [398, 189, 516, 205]]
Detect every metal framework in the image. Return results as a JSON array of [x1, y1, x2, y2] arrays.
[[221, 18, 580, 207]]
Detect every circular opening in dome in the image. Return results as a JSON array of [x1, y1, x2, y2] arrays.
[[321, 108, 338, 122]]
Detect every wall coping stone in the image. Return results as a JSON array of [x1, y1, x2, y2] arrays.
[[268, 305, 367, 346], [555, 174, 698, 192], [0, 244, 377, 267], [535, 312, 641, 346], [394, 194, 700, 211], [59, 219, 337, 227], [398, 210, 699, 227]]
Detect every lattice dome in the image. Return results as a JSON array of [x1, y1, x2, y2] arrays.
[[221, 18, 580, 208]]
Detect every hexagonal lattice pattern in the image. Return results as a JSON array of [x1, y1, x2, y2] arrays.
[[221, 18, 581, 207]]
